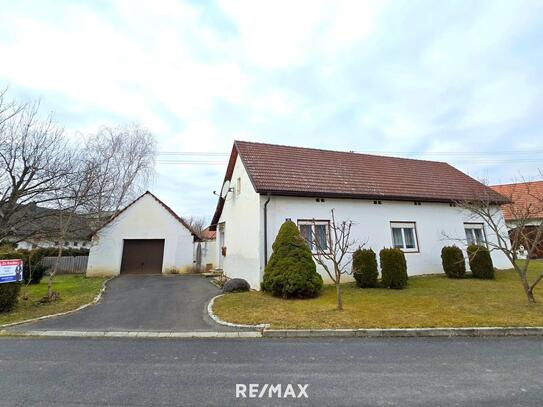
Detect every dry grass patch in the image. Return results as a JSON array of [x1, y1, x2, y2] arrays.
[[0, 275, 107, 326], [213, 262, 543, 329]]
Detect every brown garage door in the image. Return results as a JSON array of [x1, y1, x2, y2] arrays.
[[120, 239, 165, 275]]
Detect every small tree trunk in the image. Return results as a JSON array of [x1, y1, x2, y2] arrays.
[[48, 246, 63, 300], [336, 282, 343, 311], [517, 269, 537, 304]]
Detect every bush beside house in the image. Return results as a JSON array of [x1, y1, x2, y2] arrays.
[[0, 282, 21, 313], [352, 248, 379, 288], [441, 246, 466, 278], [261, 220, 323, 298], [467, 245, 494, 279], [380, 248, 408, 289]]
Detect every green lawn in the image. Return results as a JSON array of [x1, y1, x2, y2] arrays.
[[0, 275, 107, 326], [213, 262, 543, 329]]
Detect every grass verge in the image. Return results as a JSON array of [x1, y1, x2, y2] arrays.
[[0, 275, 107, 326], [213, 262, 543, 329]]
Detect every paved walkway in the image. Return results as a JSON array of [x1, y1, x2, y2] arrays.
[[9, 274, 238, 332]]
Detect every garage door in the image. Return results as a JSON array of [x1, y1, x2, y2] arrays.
[[120, 239, 165, 275]]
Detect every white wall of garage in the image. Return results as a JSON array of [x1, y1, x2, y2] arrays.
[[86, 193, 195, 277]]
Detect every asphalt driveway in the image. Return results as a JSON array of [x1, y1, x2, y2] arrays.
[[10, 275, 235, 332]]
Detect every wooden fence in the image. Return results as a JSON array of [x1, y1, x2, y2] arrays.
[[41, 256, 88, 274]]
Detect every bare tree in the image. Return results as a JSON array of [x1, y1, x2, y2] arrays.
[[82, 123, 156, 225], [455, 179, 543, 303], [0, 93, 72, 243], [311, 209, 358, 310], [184, 216, 207, 236]]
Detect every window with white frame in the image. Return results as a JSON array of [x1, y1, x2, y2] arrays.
[[298, 220, 330, 252], [236, 177, 241, 196], [390, 222, 418, 252], [464, 223, 486, 246]]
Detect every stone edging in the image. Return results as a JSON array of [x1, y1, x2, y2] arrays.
[[262, 327, 543, 338], [0, 277, 114, 329], [0, 330, 262, 339], [207, 294, 269, 330]]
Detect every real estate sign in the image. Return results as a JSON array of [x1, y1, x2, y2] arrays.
[[0, 259, 23, 284]]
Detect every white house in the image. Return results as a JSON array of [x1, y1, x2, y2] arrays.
[[86, 191, 201, 276], [210, 141, 510, 289]]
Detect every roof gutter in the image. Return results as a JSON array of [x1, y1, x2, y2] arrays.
[[263, 193, 271, 266]]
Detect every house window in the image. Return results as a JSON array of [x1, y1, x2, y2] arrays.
[[64, 241, 70, 246], [464, 223, 486, 246], [73, 241, 78, 247], [390, 222, 419, 252], [298, 220, 330, 253], [82, 242, 87, 247], [236, 177, 241, 196]]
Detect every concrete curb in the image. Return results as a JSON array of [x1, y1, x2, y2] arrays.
[[0, 330, 262, 339], [207, 294, 269, 330], [0, 277, 114, 330], [262, 327, 543, 338]]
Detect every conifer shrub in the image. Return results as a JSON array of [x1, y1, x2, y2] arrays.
[[379, 248, 408, 289], [441, 246, 466, 278], [467, 245, 494, 279], [261, 220, 323, 298], [352, 248, 378, 288]]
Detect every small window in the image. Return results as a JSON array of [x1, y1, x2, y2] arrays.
[[82, 242, 87, 247], [64, 241, 70, 246], [390, 222, 418, 252], [54, 241, 59, 246], [236, 177, 241, 196], [464, 223, 486, 246], [298, 220, 330, 253]]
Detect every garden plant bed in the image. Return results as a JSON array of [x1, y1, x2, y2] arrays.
[[213, 262, 543, 329], [0, 275, 107, 326]]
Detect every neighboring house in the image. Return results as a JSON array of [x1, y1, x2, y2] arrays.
[[210, 141, 510, 289], [491, 181, 543, 258], [7, 204, 92, 250], [86, 191, 201, 276]]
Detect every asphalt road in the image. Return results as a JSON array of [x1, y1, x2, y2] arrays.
[[0, 336, 542, 406], [9, 275, 231, 332]]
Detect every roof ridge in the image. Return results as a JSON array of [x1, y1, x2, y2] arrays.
[[234, 140, 448, 165]]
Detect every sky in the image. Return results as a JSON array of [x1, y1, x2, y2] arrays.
[[1, 0, 542, 222]]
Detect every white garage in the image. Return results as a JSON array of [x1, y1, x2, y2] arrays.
[[86, 191, 200, 277]]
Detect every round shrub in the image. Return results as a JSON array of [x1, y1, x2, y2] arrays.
[[379, 248, 408, 289], [441, 246, 466, 279], [262, 220, 323, 298], [0, 282, 21, 313], [352, 248, 378, 288], [223, 278, 250, 293], [467, 245, 494, 279]]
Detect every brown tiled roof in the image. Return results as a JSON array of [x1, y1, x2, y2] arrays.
[[491, 182, 543, 222], [210, 141, 508, 229], [201, 227, 216, 240], [91, 191, 201, 240]]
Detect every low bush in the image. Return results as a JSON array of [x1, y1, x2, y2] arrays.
[[0, 282, 21, 313], [352, 248, 378, 288], [441, 246, 466, 278], [380, 248, 408, 289], [467, 245, 494, 279], [262, 220, 323, 298]]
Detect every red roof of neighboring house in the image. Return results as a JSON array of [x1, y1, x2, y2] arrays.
[[201, 227, 216, 240], [490, 181, 543, 222], [91, 191, 201, 240], [210, 141, 508, 229]]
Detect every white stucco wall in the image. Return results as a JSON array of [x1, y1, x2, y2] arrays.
[[217, 156, 262, 287], [261, 197, 510, 284], [86, 194, 195, 277]]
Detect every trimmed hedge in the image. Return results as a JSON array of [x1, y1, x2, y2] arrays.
[[352, 248, 378, 288], [262, 220, 323, 298], [441, 246, 466, 279], [380, 248, 408, 289], [0, 282, 21, 313], [467, 245, 494, 279]]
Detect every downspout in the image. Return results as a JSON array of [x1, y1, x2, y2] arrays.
[[263, 193, 271, 266]]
